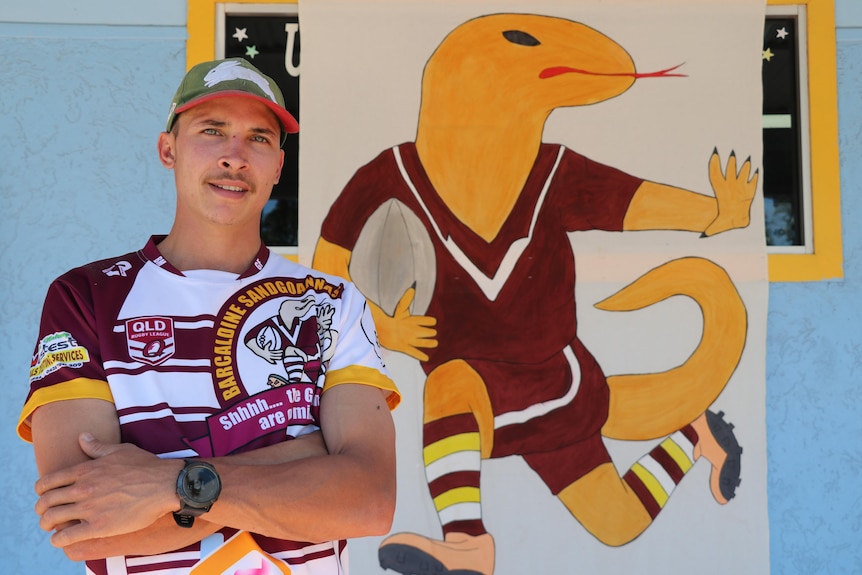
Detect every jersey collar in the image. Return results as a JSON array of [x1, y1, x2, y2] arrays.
[[141, 235, 270, 279]]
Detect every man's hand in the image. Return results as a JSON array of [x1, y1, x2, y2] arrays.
[[704, 150, 759, 237], [372, 287, 438, 361], [35, 433, 182, 549], [35, 430, 328, 561]]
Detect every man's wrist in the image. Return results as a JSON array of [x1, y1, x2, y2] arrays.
[[168, 459, 185, 514], [173, 460, 222, 528]]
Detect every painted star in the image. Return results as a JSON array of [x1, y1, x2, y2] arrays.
[[776, 27, 789, 40], [763, 48, 775, 62], [245, 45, 259, 59], [233, 27, 248, 42]]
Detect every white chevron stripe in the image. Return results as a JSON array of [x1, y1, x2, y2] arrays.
[[393, 144, 565, 302]]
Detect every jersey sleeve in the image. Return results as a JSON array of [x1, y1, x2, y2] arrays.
[[555, 147, 644, 232], [321, 282, 400, 410], [18, 271, 114, 442]]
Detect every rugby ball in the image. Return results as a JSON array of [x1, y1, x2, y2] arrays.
[[257, 325, 282, 350], [349, 198, 436, 316]]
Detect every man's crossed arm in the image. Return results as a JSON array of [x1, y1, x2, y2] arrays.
[[32, 383, 396, 561]]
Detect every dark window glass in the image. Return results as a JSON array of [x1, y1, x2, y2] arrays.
[[762, 16, 803, 246], [225, 14, 300, 247]]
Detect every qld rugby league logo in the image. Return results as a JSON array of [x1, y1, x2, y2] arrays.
[[126, 316, 175, 366]]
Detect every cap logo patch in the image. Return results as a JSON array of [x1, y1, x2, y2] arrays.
[[204, 60, 277, 103]]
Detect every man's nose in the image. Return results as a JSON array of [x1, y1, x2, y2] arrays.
[[219, 136, 250, 170]]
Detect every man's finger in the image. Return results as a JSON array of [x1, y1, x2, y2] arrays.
[[38, 494, 81, 531], [49, 520, 93, 549], [34, 467, 76, 496], [78, 432, 123, 459]]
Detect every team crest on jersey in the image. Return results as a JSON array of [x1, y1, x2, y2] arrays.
[[184, 276, 346, 457], [125, 316, 175, 366], [30, 331, 90, 383], [211, 276, 344, 405]]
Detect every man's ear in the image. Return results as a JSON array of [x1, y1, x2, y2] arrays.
[[158, 132, 176, 168]]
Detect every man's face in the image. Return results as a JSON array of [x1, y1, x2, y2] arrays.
[[158, 97, 285, 232]]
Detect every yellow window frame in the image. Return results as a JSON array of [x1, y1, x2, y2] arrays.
[[765, 0, 842, 281], [187, 0, 297, 67], [186, 0, 842, 281]]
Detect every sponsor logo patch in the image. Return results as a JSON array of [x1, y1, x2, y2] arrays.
[[125, 316, 175, 366], [102, 261, 132, 277], [30, 332, 90, 382]]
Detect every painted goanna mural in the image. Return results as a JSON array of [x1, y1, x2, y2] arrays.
[[313, 13, 757, 575]]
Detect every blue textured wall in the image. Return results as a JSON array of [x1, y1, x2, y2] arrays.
[[766, 24, 862, 574], [0, 3, 859, 574], [0, 18, 185, 574]]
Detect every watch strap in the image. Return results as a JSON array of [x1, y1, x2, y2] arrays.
[[173, 512, 196, 528]]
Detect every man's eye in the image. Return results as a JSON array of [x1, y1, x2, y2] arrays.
[[203, 128, 220, 135], [252, 135, 271, 144]]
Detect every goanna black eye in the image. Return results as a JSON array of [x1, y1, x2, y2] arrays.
[[502, 30, 541, 47]]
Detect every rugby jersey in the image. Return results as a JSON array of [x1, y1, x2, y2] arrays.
[[20, 236, 399, 575]]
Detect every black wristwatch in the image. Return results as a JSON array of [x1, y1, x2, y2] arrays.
[[173, 460, 221, 528]]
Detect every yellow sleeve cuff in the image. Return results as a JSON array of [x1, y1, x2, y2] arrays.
[[322, 366, 401, 410], [18, 378, 114, 442]]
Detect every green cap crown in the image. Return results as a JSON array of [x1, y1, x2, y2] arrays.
[[166, 58, 298, 143]]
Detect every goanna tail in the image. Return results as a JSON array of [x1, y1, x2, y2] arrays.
[[598, 257, 746, 441]]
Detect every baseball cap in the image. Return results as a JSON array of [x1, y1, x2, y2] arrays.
[[166, 58, 299, 144]]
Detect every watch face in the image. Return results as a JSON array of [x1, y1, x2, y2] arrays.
[[183, 465, 220, 504]]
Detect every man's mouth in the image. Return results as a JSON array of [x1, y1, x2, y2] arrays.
[[213, 184, 246, 192]]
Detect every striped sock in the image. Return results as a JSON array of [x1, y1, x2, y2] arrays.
[[622, 425, 699, 519], [424, 413, 486, 537]]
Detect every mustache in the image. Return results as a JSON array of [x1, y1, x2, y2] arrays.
[[207, 172, 251, 186]]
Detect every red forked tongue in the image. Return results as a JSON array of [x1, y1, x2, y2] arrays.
[[539, 63, 686, 79]]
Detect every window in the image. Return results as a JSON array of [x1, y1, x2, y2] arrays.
[[763, 11, 808, 248], [220, 5, 299, 249], [187, 0, 842, 279], [764, 0, 842, 280], [188, 0, 300, 258]]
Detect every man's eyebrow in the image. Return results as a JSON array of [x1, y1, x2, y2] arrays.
[[194, 118, 228, 128], [251, 126, 279, 137]]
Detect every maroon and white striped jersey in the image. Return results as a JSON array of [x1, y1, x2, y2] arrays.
[[20, 236, 399, 575]]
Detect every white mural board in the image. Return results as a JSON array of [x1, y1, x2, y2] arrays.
[[298, 1, 768, 573]]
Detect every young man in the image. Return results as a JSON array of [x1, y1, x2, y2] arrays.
[[18, 58, 400, 575]]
